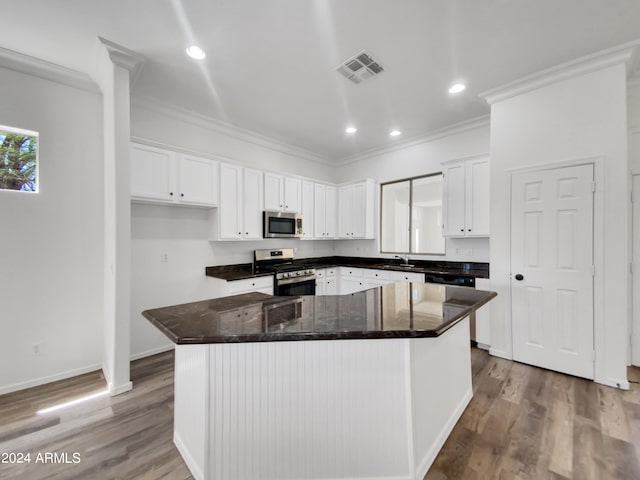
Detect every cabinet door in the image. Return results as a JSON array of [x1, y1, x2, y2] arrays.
[[324, 186, 337, 238], [219, 163, 242, 239], [264, 172, 283, 211], [178, 155, 218, 206], [443, 162, 466, 236], [325, 277, 337, 295], [243, 168, 264, 239], [337, 186, 351, 239], [314, 184, 326, 238], [467, 157, 490, 236], [301, 181, 315, 239], [283, 177, 301, 212], [350, 183, 367, 238], [340, 277, 363, 295], [130, 143, 174, 202]]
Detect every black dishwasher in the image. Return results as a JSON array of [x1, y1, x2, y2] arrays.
[[424, 273, 475, 287]]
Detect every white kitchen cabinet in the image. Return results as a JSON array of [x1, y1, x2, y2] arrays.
[[387, 270, 425, 284], [264, 173, 301, 213], [442, 155, 489, 237], [213, 163, 263, 240], [131, 142, 218, 207], [337, 179, 376, 239], [300, 180, 315, 239], [313, 183, 337, 239], [226, 275, 273, 296], [474, 278, 491, 349]]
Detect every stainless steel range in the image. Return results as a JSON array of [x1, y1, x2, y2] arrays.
[[254, 248, 316, 296]]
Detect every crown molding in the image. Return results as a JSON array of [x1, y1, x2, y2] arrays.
[[335, 115, 491, 166], [97, 37, 145, 87], [480, 39, 640, 105], [130, 95, 333, 166], [0, 46, 98, 94]]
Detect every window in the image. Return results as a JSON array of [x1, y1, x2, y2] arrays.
[[380, 173, 445, 255], [0, 125, 38, 192]]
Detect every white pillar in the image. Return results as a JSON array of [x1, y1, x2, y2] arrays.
[[93, 37, 144, 396]]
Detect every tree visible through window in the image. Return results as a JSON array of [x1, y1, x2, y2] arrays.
[[0, 126, 38, 192]]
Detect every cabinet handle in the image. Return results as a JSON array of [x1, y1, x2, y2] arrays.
[[245, 232, 249, 235], [238, 232, 242, 235], [468, 229, 471, 232], [180, 193, 184, 197], [460, 229, 464, 232], [169, 192, 174, 196]]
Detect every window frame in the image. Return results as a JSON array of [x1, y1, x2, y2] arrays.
[[379, 171, 445, 255]]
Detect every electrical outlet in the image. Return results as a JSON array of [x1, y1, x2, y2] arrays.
[[161, 251, 169, 263], [32, 342, 42, 356]]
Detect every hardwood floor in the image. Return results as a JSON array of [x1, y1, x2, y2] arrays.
[[1, 348, 639, 479], [426, 349, 640, 480]]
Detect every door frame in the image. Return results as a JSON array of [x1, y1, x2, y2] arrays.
[[632, 173, 640, 366], [503, 156, 606, 382]]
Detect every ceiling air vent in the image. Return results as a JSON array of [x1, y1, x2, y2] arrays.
[[336, 50, 385, 85]]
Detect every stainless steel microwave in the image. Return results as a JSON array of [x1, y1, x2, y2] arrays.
[[263, 211, 303, 238]]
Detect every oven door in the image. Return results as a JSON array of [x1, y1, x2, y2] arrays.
[[275, 277, 316, 296]]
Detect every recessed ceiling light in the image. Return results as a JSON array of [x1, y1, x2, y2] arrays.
[[345, 126, 357, 134], [389, 130, 402, 137], [186, 45, 206, 60], [448, 83, 466, 94]]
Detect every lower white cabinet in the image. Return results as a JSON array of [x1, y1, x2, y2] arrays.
[[336, 267, 424, 295], [474, 278, 491, 349], [226, 276, 273, 296], [315, 268, 337, 295]]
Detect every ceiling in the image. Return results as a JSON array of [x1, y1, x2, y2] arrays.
[[3, 0, 640, 163]]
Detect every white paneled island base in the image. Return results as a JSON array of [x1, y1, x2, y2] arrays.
[[173, 317, 472, 480]]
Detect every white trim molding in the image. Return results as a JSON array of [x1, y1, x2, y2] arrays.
[[130, 95, 333, 166], [480, 40, 640, 105], [0, 46, 98, 93], [336, 115, 491, 166]]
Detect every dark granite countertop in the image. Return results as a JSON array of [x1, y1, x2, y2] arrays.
[[143, 283, 497, 344], [205, 256, 489, 281]]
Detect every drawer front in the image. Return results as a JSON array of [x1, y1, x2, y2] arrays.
[[388, 271, 425, 283], [339, 267, 363, 278], [227, 275, 273, 294], [363, 268, 390, 281]]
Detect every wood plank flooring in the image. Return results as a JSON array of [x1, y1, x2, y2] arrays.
[[1, 348, 639, 479]]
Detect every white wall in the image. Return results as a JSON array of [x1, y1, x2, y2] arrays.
[[0, 67, 104, 394], [488, 63, 629, 387], [334, 125, 491, 262], [129, 104, 338, 358]]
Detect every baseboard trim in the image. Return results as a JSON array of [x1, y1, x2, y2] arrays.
[[0, 362, 103, 396], [414, 387, 473, 480], [130, 344, 175, 361], [174, 431, 204, 480]]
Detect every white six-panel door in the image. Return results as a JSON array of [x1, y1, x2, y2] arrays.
[[511, 163, 594, 379]]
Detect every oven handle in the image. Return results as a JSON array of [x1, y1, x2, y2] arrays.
[[276, 275, 316, 286]]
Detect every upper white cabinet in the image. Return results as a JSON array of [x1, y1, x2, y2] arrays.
[[213, 163, 263, 240], [130, 142, 218, 207], [264, 173, 301, 213], [337, 179, 375, 239], [300, 180, 315, 239], [442, 155, 489, 237], [314, 184, 337, 239]]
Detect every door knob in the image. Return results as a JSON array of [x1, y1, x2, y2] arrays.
[[515, 274, 524, 281]]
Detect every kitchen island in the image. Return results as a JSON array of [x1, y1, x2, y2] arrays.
[[143, 282, 496, 480]]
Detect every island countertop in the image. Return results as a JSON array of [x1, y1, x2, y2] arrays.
[[143, 283, 496, 344]]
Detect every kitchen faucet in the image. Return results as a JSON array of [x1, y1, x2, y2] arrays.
[[395, 255, 410, 265]]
